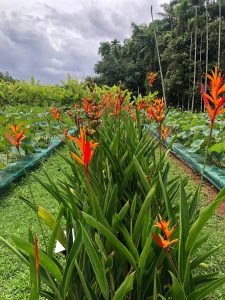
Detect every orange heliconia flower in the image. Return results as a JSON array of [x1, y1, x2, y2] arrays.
[[67, 127, 98, 175], [148, 98, 165, 124], [137, 99, 148, 112], [201, 66, 225, 127], [160, 125, 173, 141], [50, 107, 61, 122], [5, 123, 26, 150], [82, 97, 93, 114], [147, 72, 158, 88], [152, 215, 178, 249]]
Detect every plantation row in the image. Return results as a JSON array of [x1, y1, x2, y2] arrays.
[[0, 66, 225, 299]]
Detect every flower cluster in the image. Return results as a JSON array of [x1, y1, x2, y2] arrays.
[[201, 66, 225, 128], [50, 107, 61, 122], [67, 127, 98, 175], [5, 123, 27, 151], [147, 72, 158, 88]]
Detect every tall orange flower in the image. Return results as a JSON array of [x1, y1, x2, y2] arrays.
[[201, 66, 225, 128], [147, 72, 158, 88], [67, 127, 98, 175], [152, 215, 178, 249], [50, 107, 61, 122], [5, 123, 26, 150], [148, 98, 165, 124]]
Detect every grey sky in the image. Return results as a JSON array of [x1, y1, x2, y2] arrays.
[[0, 0, 167, 84]]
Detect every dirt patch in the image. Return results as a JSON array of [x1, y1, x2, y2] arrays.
[[168, 152, 225, 217]]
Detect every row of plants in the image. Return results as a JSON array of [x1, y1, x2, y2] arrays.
[[0, 69, 225, 299], [0, 74, 88, 107]]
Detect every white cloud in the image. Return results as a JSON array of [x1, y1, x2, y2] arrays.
[[0, 0, 167, 83]]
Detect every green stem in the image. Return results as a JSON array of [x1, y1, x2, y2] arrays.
[[200, 123, 213, 189]]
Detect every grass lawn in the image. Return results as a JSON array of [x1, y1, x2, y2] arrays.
[[0, 146, 71, 299], [0, 146, 224, 299]]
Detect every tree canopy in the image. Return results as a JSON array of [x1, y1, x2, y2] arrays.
[[93, 0, 225, 110]]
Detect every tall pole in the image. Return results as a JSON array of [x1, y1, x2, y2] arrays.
[[205, 0, 209, 90], [218, 0, 221, 68], [151, 5, 167, 108], [191, 6, 198, 112]]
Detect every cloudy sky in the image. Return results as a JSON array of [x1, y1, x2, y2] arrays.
[[0, 0, 167, 84]]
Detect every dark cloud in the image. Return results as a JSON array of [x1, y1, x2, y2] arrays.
[[0, 0, 166, 84]]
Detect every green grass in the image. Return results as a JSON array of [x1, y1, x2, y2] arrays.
[[0, 146, 71, 299], [0, 146, 224, 299]]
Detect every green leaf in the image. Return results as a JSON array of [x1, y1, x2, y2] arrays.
[[74, 259, 96, 300], [112, 272, 135, 300], [169, 271, 187, 300], [190, 139, 204, 148], [133, 185, 156, 246], [133, 155, 150, 193], [188, 276, 225, 300], [81, 225, 109, 299], [191, 245, 221, 269], [178, 178, 189, 283], [209, 142, 225, 154]]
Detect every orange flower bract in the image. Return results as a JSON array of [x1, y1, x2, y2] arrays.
[[5, 122, 26, 150], [147, 72, 158, 88], [152, 215, 178, 249], [201, 66, 225, 127], [67, 127, 98, 175]]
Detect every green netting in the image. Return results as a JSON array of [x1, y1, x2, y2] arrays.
[[145, 125, 225, 190], [0, 128, 77, 194]]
